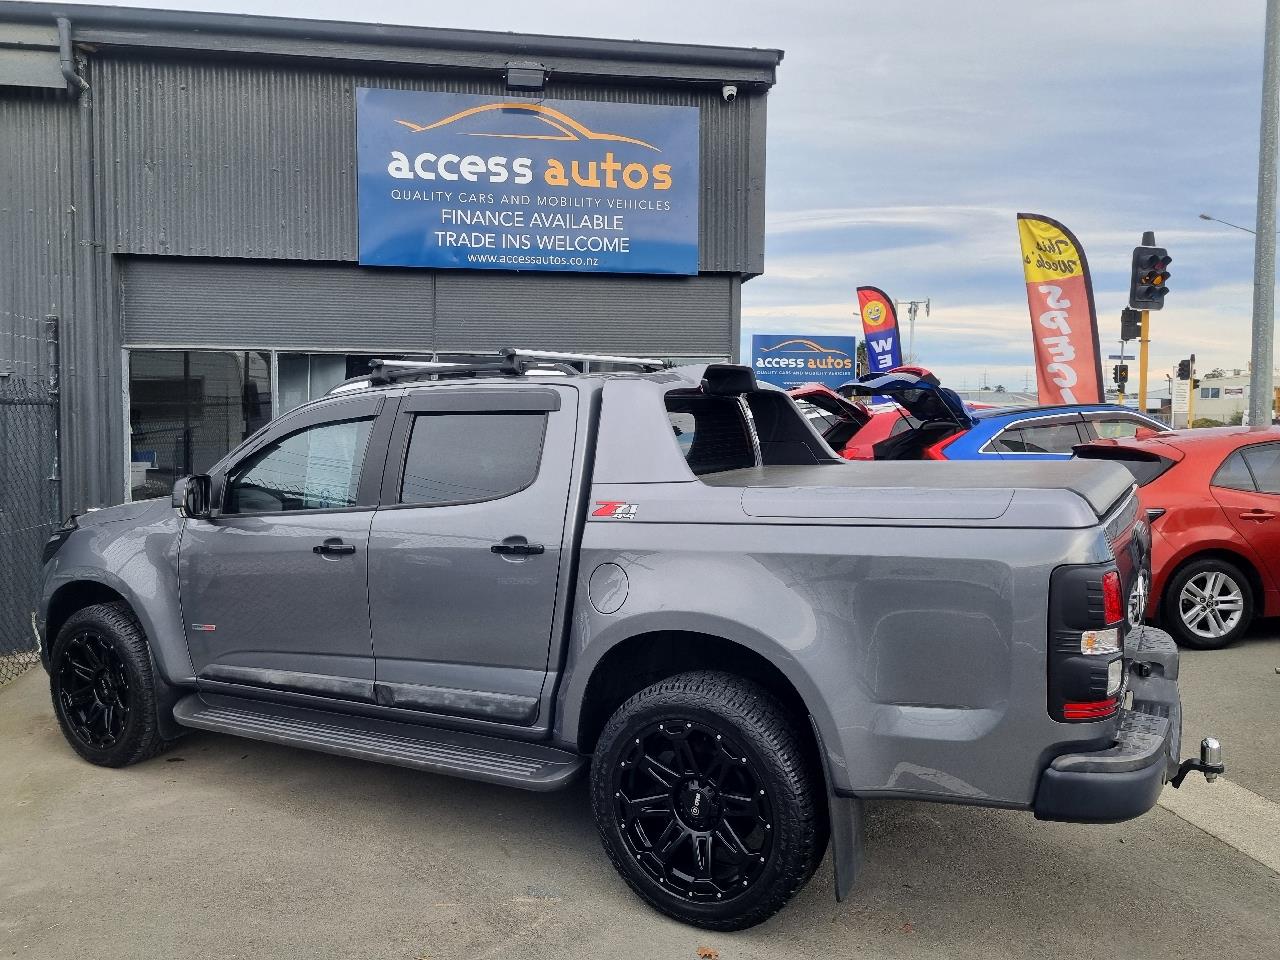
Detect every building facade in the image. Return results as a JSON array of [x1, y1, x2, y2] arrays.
[[1, 2, 780, 513]]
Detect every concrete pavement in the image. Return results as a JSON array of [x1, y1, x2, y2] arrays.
[[2, 627, 1278, 960]]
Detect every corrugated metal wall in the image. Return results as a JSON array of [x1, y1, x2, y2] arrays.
[[121, 257, 734, 356], [0, 87, 74, 383], [122, 259, 437, 351], [0, 87, 71, 663], [433, 271, 734, 354], [94, 56, 765, 274]]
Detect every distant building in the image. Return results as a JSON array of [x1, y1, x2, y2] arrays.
[[1193, 371, 1278, 425]]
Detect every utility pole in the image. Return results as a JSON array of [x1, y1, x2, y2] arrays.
[[895, 298, 930, 362], [1188, 354, 1197, 427], [1250, 0, 1279, 426]]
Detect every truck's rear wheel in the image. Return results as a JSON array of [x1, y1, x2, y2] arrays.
[[49, 601, 170, 767], [589, 671, 823, 930]]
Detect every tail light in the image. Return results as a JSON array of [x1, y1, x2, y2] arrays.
[[923, 431, 963, 460], [1102, 569, 1123, 625], [1047, 563, 1126, 722]]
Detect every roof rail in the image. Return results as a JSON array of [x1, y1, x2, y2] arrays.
[[503, 348, 667, 370], [326, 347, 669, 394]]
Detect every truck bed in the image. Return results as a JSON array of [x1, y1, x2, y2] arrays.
[[702, 460, 1135, 525]]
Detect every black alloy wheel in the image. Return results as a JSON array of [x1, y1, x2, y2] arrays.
[[49, 601, 172, 767], [612, 718, 773, 903], [55, 631, 132, 749], [590, 671, 823, 930]]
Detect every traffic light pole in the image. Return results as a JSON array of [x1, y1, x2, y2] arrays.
[[1138, 310, 1151, 412]]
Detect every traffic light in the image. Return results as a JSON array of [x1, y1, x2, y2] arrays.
[[1176, 358, 1191, 380], [1192, 378, 1201, 390], [1129, 245, 1172, 310], [1113, 363, 1129, 387], [1120, 308, 1142, 341]]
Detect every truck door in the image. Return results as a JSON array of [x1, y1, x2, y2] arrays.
[[179, 395, 388, 699], [367, 385, 576, 726]]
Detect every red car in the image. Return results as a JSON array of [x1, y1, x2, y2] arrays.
[[788, 383, 906, 460], [1077, 426, 1280, 649]]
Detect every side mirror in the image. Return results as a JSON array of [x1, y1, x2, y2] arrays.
[[172, 474, 212, 519]]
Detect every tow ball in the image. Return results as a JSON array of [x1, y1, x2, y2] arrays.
[[1169, 737, 1224, 789]]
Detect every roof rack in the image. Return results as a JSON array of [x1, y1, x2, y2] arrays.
[[327, 347, 669, 393]]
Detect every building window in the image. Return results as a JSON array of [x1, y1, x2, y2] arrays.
[[128, 350, 271, 500], [1200, 387, 1221, 400]]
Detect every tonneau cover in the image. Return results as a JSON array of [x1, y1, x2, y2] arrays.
[[704, 460, 1135, 522]]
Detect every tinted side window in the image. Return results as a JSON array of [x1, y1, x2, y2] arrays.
[[988, 428, 1026, 453], [1241, 443, 1280, 494], [225, 418, 374, 514], [400, 412, 546, 505], [1211, 450, 1257, 492], [666, 394, 756, 476], [1016, 422, 1085, 453]]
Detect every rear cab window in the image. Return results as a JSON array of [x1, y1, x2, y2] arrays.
[[666, 394, 757, 476]]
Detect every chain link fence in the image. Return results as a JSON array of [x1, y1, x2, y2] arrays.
[[0, 323, 60, 686]]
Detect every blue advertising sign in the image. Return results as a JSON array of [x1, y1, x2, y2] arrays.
[[356, 89, 700, 274], [751, 335, 858, 390]]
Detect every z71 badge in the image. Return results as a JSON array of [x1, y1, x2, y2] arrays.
[[592, 501, 638, 520]]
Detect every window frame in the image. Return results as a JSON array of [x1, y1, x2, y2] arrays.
[[212, 394, 389, 518], [379, 386, 562, 510], [981, 414, 1087, 455]]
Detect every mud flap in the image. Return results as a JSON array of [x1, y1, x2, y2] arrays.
[[810, 717, 865, 901]]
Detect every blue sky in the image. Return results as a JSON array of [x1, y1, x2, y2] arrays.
[[78, 0, 1273, 388]]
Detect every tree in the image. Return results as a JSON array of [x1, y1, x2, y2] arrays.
[[1204, 367, 1227, 379]]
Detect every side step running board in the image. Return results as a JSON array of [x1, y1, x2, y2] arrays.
[[172, 694, 584, 791]]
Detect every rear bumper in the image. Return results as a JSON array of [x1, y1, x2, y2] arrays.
[[1034, 626, 1182, 824]]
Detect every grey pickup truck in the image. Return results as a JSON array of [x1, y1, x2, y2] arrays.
[[36, 349, 1222, 930]]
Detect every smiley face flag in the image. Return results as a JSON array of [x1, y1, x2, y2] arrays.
[[856, 287, 902, 374]]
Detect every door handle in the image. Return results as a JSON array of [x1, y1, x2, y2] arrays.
[[313, 538, 357, 556], [1240, 509, 1277, 522], [491, 537, 545, 556]]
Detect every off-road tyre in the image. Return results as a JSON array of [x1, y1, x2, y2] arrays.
[[49, 601, 171, 767], [589, 670, 824, 930]]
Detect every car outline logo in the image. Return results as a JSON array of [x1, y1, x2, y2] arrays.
[[394, 101, 661, 152], [758, 338, 851, 357]]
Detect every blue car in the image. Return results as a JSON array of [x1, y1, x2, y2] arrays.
[[839, 370, 1170, 460]]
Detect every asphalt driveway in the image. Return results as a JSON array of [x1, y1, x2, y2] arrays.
[[2, 627, 1278, 960]]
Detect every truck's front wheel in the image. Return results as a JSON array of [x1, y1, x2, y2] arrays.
[[49, 601, 170, 767], [589, 671, 824, 930]]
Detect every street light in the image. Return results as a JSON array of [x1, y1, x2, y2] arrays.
[[1198, 212, 1258, 235]]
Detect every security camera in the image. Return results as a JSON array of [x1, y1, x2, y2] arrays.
[[722, 84, 738, 102]]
